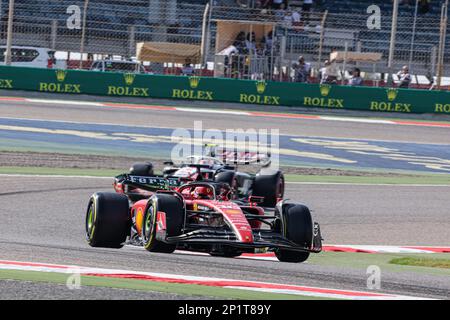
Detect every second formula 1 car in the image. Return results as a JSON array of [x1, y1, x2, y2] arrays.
[[134, 145, 285, 208]]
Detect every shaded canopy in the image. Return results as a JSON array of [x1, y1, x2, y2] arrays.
[[136, 42, 202, 64], [214, 19, 276, 54], [330, 51, 383, 63]]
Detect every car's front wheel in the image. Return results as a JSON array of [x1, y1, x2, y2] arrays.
[[274, 203, 313, 263], [142, 194, 184, 253]]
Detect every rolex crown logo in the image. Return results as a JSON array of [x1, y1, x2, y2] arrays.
[[386, 88, 398, 101], [256, 80, 267, 94], [189, 76, 200, 89], [320, 84, 331, 97], [55, 70, 67, 82], [124, 73, 136, 86]]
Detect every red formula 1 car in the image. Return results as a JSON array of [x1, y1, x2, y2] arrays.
[[85, 173, 322, 263]]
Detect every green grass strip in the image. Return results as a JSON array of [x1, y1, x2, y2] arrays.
[[307, 252, 450, 276], [2, 166, 450, 185], [285, 174, 450, 185], [0, 269, 329, 300], [389, 257, 450, 269]]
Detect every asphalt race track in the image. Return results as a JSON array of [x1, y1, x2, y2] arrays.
[[0, 175, 449, 299], [0, 95, 449, 299], [0, 96, 449, 144], [0, 98, 450, 173]]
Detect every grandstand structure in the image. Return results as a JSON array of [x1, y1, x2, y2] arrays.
[[0, 0, 448, 87]]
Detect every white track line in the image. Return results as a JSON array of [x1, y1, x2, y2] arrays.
[[1, 115, 450, 146], [4, 96, 450, 129], [125, 246, 450, 256], [319, 116, 395, 125], [26, 98, 103, 106], [0, 260, 432, 300], [175, 107, 251, 116]]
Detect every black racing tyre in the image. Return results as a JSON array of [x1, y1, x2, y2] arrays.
[[275, 203, 313, 263], [142, 194, 184, 253], [85, 192, 130, 248], [129, 162, 154, 176], [127, 162, 155, 201], [214, 171, 239, 200], [252, 171, 284, 208]]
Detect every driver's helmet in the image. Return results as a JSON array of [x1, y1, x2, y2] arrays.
[[198, 158, 214, 166], [191, 186, 214, 200]]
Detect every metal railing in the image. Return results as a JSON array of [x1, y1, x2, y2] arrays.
[[0, 0, 448, 88]]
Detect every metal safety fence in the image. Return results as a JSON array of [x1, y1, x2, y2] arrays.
[[0, 0, 448, 89]]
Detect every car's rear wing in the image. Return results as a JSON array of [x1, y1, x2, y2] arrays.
[[218, 150, 271, 166], [205, 144, 271, 166], [115, 174, 181, 192]]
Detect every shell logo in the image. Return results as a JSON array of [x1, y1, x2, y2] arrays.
[[225, 209, 241, 215], [135, 207, 144, 234]]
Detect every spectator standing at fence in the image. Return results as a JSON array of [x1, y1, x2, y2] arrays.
[[396, 66, 411, 88], [348, 68, 363, 86], [245, 32, 257, 55], [292, 56, 311, 83], [233, 31, 247, 54], [320, 60, 339, 84], [181, 61, 195, 76], [262, 31, 274, 54]]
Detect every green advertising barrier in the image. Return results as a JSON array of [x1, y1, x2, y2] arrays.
[[0, 65, 449, 114]]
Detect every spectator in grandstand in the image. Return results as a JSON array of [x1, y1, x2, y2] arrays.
[[291, 7, 302, 26], [259, 0, 272, 9], [348, 68, 364, 86], [282, 7, 302, 28], [292, 56, 311, 83], [396, 66, 411, 88], [236, 0, 251, 7], [303, 0, 314, 11], [272, 0, 286, 10], [419, 0, 431, 14], [274, 3, 287, 21], [303, 0, 314, 22]]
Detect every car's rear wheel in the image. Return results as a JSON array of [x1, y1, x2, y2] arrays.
[[252, 171, 284, 208], [142, 194, 184, 253], [274, 203, 313, 263], [215, 171, 239, 200], [129, 162, 154, 176], [127, 162, 155, 201], [85, 192, 130, 248]]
